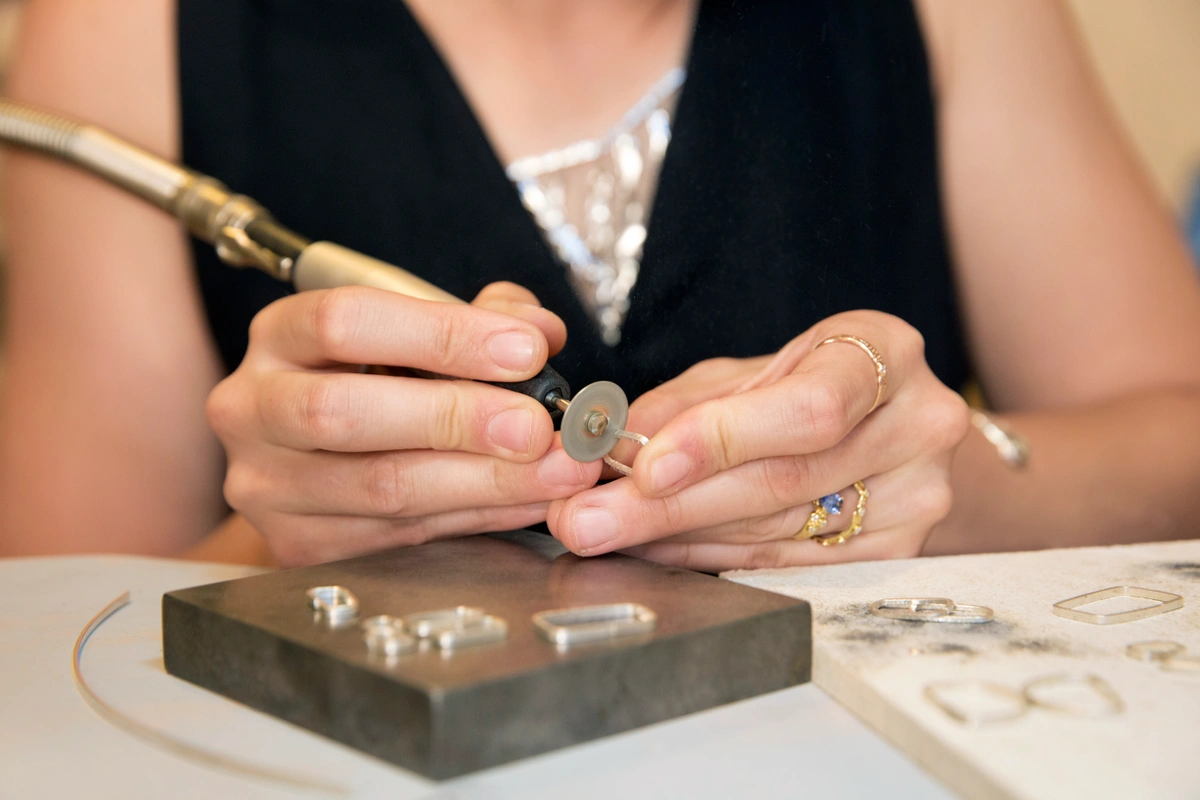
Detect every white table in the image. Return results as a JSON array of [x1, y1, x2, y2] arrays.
[[2, 555, 952, 799]]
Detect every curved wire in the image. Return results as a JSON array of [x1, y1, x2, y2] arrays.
[[72, 592, 347, 795], [603, 429, 650, 476]]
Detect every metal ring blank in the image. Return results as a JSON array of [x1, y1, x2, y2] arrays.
[[924, 681, 1029, 726], [1125, 640, 1186, 663], [869, 598, 957, 621], [1022, 673, 1124, 716], [533, 603, 657, 647], [305, 585, 360, 627], [1052, 586, 1183, 625]]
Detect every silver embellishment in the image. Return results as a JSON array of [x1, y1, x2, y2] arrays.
[[508, 68, 685, 346]]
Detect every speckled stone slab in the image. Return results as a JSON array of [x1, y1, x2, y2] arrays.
[[725, 540, 1200, 800]]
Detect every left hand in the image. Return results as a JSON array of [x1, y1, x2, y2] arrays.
[[546, 311, 971, 571]]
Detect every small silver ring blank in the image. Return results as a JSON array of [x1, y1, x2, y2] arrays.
[[1160, 654, 1200, 675], [924, 680, 1029, 727], [869, 598, 957, 621], [1125, 640, 1186, 663], [305, 585, 360, 627], [1022, 673, 1124, 716], [1052, 586, 1183, 625]]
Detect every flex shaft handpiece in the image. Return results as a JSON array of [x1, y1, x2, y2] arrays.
[[0, 99, 646, 471]]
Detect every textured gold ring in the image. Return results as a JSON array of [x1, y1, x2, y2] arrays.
[[793, 502, 829, 540], [816, 335, 888, 413], [812, 481, 869, 546]]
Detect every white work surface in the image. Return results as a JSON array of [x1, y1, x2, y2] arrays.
[[726, 539, 1200, 800], [1, 555, 952, 800]]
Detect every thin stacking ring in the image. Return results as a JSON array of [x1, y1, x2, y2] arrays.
[[816, 335, 888, 413], [812, 481, 869, 546]]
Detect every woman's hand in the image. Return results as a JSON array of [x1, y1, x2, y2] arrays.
[[547, 311, 970, 572], [206, 282, 602, 566]]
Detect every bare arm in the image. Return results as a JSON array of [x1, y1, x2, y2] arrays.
[[917, 0, 1200, 553], [0, 0, 227, 555]]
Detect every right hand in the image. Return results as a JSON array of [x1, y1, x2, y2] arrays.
[[206, 282, 602, 566]]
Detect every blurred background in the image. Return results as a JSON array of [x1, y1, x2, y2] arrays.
[[0, 0, 1197, 363]]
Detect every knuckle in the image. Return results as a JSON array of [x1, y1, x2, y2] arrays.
[[205, 378, 242, 438], [361, 454, 413, 517], [760, 455, 809, 510], [222, 462, 263, 512], [429, 382, 468, 451], [428, 310, 468, 367], [659, 492, 686, 533], [310, 287, 362, 359], [926, 388, 971, 451], [802, 379, 852, 450], [919, 479, 955, 525], [741, 542, 790, 570], [744, 513, 787, 543], [699, 405, 742, 469], [294, 377, 351, 445]]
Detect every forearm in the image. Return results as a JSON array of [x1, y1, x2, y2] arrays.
[[925, 388, 1200, 555]]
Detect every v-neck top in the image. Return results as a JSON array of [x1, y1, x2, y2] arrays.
[[178, 0, 968, 400]]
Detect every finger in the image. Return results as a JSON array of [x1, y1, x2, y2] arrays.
[[622, 526, 927, 573], [604, 356, 771, 470], [250, 286, 551, 380], [631, 330, 912, 497], [472, 282, 568, 356], [251, 502, 553, 567], [252, 371, 554, 460], [631, 344, 899, 497], [227, 440, 602, 519], [547, 395, 930, 555], [644, 458, 947, 545]]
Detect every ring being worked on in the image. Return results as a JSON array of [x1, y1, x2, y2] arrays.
[[815, 334, 888, 413], [812, 481, 869, 546], [557, 381, 649, 477], [1052, 586, 1184, 625]]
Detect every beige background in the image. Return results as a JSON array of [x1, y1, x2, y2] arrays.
[[0, 1, 1197, 349]]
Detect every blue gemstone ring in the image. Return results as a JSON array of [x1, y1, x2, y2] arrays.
[[819, 493, 844, 515]]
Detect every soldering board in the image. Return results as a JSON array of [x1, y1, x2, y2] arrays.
[[162, 531, 811, 779]]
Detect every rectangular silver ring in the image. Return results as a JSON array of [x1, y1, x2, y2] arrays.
[[532, 603, 657, 648], [403, 606, 486, 638], [1052, 586, 1183, 625], [433, 615, 508, 651]]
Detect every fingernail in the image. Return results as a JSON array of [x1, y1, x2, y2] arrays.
[[538, 448, 586, 487], [487, 408, 534, 454], [649, 451, 692, 494], [488, 331, 536, 372], [571, 507, 618, 552]]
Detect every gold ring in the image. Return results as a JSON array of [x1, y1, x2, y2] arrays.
[[816, 335, 888, 413], [812, 481, 869, 546], [793, 502, 829, 540]]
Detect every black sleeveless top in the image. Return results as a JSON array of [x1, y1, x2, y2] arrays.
[[179, 0, 968, 400]]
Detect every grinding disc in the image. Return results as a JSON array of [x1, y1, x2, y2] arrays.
[[560, 381, 630, 463]]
